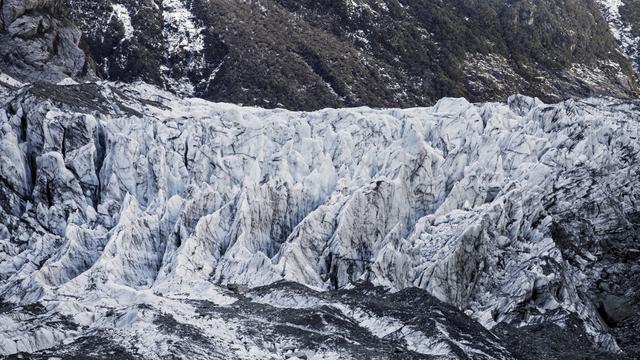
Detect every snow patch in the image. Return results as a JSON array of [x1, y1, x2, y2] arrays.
[[161, 0, 210, 95], [110, 4, 134, 40], [597, 0, 640, 70], [0, 73, 24, 88]]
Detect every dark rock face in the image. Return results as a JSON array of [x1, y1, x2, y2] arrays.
[[66, 0, 165, 84], [45, 0, 638, 110], [546, 167, 640, 358], [493, 314, 634, 360], [0, 0, 96, 83], [65, 0, 226, 97]]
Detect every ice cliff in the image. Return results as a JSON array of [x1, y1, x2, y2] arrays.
[[0, 78, 638, 358]]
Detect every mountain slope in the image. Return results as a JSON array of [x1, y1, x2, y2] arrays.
[[0, 79, 638, 357], [1, 0, 637, 110], [598, 0, 640, 71], [41, 0, 637, 109], [0, 0, 96, 83]]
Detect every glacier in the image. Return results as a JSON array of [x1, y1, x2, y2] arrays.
[[0, 78, 638, 358]]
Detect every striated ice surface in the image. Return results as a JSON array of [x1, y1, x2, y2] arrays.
[[0, 81, 638, 357]]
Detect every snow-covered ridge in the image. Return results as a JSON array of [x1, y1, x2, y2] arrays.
[[0, 81, 638, 356]]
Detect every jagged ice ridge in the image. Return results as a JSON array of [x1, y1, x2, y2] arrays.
[[0, 80, 638, 357]]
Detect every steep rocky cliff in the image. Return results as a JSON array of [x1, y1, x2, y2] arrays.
[[0, 0, 96, 83]]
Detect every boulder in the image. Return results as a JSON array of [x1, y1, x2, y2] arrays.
[[7, 15, 44, 38], [598, 295, 635, 327]]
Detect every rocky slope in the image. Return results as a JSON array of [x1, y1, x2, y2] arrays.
[[2, 281, 521, 359], [0, 0, 96, 84], [598, 0, 640, 71], [0, 77, 638, 358], [2, 0, 637, 110]]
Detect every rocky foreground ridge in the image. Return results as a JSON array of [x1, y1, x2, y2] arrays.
[[0, 77, 638, 358]]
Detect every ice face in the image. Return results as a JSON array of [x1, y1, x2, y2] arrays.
[[0, 81, 638, 356]]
